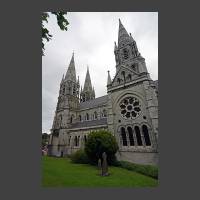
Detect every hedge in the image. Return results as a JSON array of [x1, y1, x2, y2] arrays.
[[114, 160, 158, 179]]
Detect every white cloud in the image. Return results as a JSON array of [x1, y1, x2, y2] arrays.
[[42, 12, 158, 133]]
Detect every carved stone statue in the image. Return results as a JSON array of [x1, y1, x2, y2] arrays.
[[101, 152, 109, 176]]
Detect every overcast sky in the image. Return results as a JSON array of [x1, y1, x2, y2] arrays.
[[42, 12, 158, 134]]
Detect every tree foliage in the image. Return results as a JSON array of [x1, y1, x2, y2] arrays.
[[70, 149, 90, 164], [85, 130, 119, 165], [42, 12, 69, 56], [42, 133, 50, 147]]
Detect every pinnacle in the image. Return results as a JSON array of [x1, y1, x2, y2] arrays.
[[65, 52, 76, 82], [107, 70, 112, 85]]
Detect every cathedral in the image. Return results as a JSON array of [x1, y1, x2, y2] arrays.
[[48, 19, 158, 165]]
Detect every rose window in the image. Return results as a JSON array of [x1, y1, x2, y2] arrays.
[[120, 97, 141, 119]]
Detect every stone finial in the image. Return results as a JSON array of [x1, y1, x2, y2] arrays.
[[107, 70, 112, 86]]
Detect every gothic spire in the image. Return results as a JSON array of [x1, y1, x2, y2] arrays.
[[118, 18, 130, 48], [65, 52, 76, 82], [83, 66, 92, 91], [107, 70, 112, 86], [80, 66, 95, 102]]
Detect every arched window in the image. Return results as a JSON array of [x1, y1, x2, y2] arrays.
[[121, 127, 127, 146], [127, 74, 132, 81], [117, 78, 121, 84], [86, 113, 89, 121], [70, 114, 74, 123], [123, 49, 129, 59], [121, 71, 125, 77], [79, 115, 82, 121], [77, 136, 80, 146], [68, 136, 71, 146], [142, 125, 151, 146], [102, 109, 107, 117], [135, 126, 143, 146], [127, 127, 134, 146], [94, 111, 97, 119], [74, 136, 78, 146]]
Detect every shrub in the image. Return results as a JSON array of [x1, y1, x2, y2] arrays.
[[116, 161, 158, 179], [85, 130, 119, 165], [70, 149, 90, 164]]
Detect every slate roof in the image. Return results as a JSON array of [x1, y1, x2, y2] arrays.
[[80, 95, 108, 110], [70, 118, 107, 129]]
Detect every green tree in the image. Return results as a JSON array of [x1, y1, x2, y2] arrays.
[[42, 133, 50, 147], [85, 130, 119, 165], [42, 12, 69, 56]]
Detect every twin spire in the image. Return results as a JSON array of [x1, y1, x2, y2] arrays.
[[63, 53, 95, 102], [62, 19, 137, 97]]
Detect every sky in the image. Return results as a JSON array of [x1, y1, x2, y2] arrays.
[[42, 12, 158, 134]]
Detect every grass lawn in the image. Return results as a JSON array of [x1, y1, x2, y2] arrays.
[[42, 156, 158, 187]]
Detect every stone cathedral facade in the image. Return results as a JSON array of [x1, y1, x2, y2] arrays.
[[48, 19, 158, 165]]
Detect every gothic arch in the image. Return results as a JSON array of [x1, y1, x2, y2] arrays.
[[127, 126, 134, 146], [134, 126, 143, 146], [74, 136, 78, 147], [102, 109, 107, 117], [94, 111, 97, 119], [127, 74, 132, 81], [117, 78, 121, 84], [70, 114, 74, 123], [77, 136, 80, 146], [86, 113, 89, 121], [120, 127, 127, 146], [142, 124, 151, 146]]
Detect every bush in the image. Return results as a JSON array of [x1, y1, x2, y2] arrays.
[[70, 149, 90, 164], [115, 161, 158, 179], [85, 130, 119, 165]]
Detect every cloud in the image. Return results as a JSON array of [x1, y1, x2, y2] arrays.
[[42, 12, 158, 133]]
